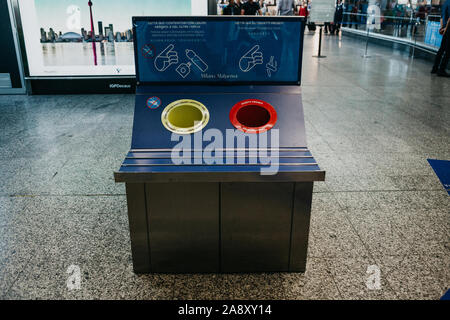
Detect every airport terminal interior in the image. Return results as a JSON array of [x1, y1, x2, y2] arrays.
[[0, 0, 449, 301], [1, 33, 448, 300]]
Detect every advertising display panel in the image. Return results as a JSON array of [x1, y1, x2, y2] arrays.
[[424, 20, 443, 48], [17, 0, 207, 77]]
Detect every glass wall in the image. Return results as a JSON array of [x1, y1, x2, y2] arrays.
[[341, 0, 446, 49], [214, 0, 446, 50]]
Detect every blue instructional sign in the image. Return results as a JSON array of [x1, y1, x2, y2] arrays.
[[133, 17, 303, 84], [424, 21, 443, 48], [427, 159, 450, 195]]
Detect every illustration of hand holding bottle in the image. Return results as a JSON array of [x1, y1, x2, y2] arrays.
[[176, 49, 209, 78], [176, 62, 192, 78], [186, 49, 208, 72], [239, 45, 263, 72], [154, 44, 178, 72]]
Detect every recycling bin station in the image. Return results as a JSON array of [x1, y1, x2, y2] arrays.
[[114, 16, 325, 273]]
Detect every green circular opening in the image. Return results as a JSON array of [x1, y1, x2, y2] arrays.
[[167, 104, 204, 129]]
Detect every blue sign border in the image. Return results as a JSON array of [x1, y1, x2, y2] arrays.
[[132, 16, 305, 86]]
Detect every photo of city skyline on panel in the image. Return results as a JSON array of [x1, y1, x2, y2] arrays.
[[36, 0, 191, 66]]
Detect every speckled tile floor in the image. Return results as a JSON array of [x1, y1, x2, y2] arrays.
[[0, 32, 449, 300]]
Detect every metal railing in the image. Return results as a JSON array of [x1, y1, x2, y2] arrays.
[[339, 12, 443, 53]]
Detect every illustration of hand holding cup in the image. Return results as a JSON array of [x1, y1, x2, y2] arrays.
[[239, 45, 263, 72], [154, 44, 178, 72]]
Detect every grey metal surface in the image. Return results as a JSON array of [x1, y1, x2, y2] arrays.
[[1, 0, 25, 94], [0, 73, 12, 88], [221, 182, 294, 272], [115, 170, 325, 183], [131, 92, 308, 149], [115, 148, 325, 183], [145, 182, 220, 273], [289, 182, 313, 272], [126, 180, 315, 273], [125, 183, 151, 273]]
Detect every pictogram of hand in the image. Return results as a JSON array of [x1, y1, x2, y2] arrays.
[[154, 44, 178, 72], [239, 45, 263, 72]]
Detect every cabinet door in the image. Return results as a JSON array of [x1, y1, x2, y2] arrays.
[[221, 182, 294, 272], [146, 182, 219, 273]]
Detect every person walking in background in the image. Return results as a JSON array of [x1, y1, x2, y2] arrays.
[[260, 0, 268, 16], [350, 1, 359, 29], [217, 0, 227, 15], [332, 0, 344, 34], [306, 1, 316, 31], [431, 0, 450, 77], [236, 0, 243, 12], [241, 0, 262, 15], [223, 0, 241, 15], [324, 21, 332, 34], [344, 0, 353, 27], [299, 1, 308, 19], [277, 0, 295, 16]]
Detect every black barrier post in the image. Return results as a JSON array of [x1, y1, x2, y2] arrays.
[[411, 20, 418, 59], [362, 25, 371, 58], [312, 25, 326, 58]]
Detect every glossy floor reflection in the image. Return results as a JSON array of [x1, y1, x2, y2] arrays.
[[0, 32, 449, 300]]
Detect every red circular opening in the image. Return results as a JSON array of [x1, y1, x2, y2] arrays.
[[230, 99, 277, 134], [236, 105, 271, 128]]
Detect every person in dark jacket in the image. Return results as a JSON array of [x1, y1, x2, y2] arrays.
[[431, 0, 450, 77], [223, 0, 241, 15], [332, 0, 344, 34], [350, 2, 359, 29], [241, 0, 262, 15]]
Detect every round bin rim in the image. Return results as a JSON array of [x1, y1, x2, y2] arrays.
[[161, 99, 209, 135], [229, 99, 277, 134]]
